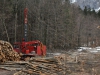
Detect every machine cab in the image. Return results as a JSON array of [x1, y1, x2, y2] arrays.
[[13, 42, 21, 53]]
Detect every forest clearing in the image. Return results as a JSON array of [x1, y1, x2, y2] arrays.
[[0, 40, 100, 75], [1, 0, 100, 75]]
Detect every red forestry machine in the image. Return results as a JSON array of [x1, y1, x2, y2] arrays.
[[13, 8, 46, 58]]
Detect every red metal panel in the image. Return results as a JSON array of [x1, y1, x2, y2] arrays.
[[26, 49, 29, 54], [43, 46, 46, 55], [37, 46, 46, 56], [24, 8, 28, 18], [37, 46, 42, 55], [24, 8, 28, 24]]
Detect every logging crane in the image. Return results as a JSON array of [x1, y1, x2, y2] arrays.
[[13, 8, 46, 58]]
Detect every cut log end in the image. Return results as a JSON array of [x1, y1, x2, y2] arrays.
[[0, 40, 20, 63]]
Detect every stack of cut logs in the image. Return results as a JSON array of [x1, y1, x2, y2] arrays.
[[13, 57, 66, 75], [0, 56, 66, 75], [0, 40, 20, 62]]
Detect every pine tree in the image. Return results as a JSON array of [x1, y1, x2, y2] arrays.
[[97, 10, 100, 18], [84, 6, 88, 15]]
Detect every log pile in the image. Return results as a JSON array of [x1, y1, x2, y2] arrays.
[[13, 57, 66, 75], [0, 40, 20, 62], [0, 56, 66, 75]]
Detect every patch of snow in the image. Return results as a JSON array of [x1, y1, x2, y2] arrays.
[[77, 47, 92, 52], [70, 0, 77, 3], [90, 50, 98, 53], [95, 7, 100, 12], [96, 46, 100, 50]]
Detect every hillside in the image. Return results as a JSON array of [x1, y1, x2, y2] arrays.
[[70, 0, 100, 11]]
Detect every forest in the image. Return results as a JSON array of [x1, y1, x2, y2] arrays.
[[0, 0, 100, 50]]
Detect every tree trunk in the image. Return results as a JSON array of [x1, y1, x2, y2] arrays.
[[15, 0, 18, 42], [2, 0, 9, 42]]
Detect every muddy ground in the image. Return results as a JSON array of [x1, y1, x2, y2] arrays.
[[65, 50, 100, 75], [50, 49, 100, 75], [0, 69, 16, 75]]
